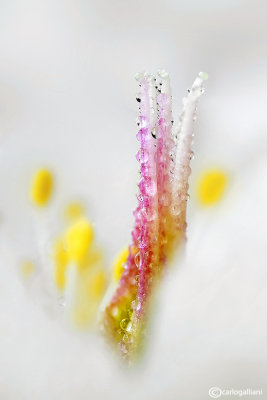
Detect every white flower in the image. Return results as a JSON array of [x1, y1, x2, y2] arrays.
[[0, 0, 267, 399]]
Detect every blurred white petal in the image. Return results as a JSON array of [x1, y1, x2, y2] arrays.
[[0, 0, 267, 398]]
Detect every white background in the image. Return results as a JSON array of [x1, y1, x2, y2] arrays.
[[0, 1, 267, 399]]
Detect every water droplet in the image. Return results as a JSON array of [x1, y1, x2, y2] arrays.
[[136, 130, 142, 141], [126, 322, 133, 332], [139, 116, 148, 128], [139, 240, 146, 249], [136, 150, 141, 162], [120, 318, 129, 330], [111, 306, 119, 318], [140, 149, 149, 163], [134, 252, 141, 268]]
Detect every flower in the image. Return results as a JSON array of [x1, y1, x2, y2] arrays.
[[0, 0, 267, 398], [102, 71, 207, 361]]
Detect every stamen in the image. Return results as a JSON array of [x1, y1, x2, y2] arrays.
[[197, 169, 228, 205], [65, 218, 94, 264], [30, 168, 53, 206]]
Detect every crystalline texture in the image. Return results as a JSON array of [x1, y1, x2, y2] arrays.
[[102, 71, 207, 361]]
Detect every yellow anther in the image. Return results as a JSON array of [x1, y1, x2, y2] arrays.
[[51, 215, 107, 328], [197, 169, 228, 206], [65, 218, 94, 263], [113, 247, 129, 281], [21, 260, 35, 278], [64, 202, 84, 221], [30, 168, 53, 206], [87, 269, 107, 300], [53, 238, 68, 290]]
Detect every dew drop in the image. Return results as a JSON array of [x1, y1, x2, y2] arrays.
[[134, 252, 141, 268], [126, 322, 133, 332], [136, 130, 142, 141], [136, 150, 141, 162], [120, 318, 129, 330], [111, 306, 119, 318], [139, 240, 146, 249], [141, 149, 149, 163]]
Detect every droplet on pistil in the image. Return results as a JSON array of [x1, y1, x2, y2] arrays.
[[120, 318, 129, 330], [134, 252, 141, 268]]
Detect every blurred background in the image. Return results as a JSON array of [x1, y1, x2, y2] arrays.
[[0, 0, 267, 399]]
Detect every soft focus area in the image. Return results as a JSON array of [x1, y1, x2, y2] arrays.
[[0, 0, 267, 399]]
